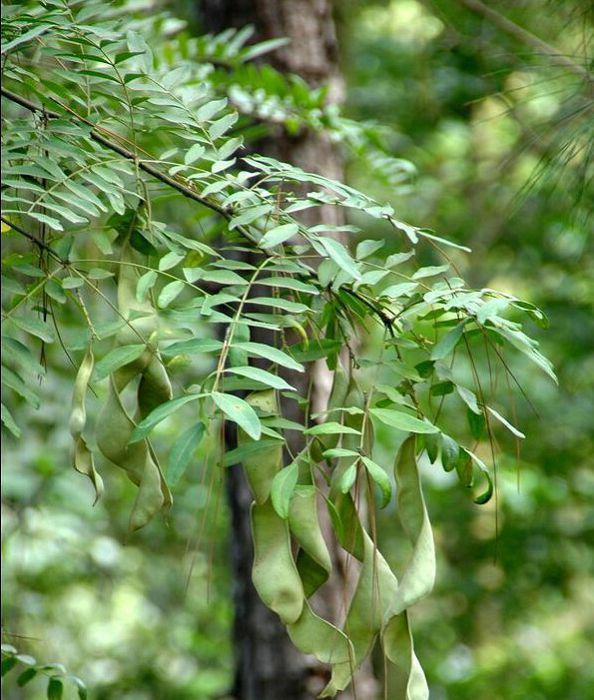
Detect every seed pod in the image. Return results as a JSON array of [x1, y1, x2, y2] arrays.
[[321, 531, 398, 697], [288, 485, 331, 575], [138, 356, 172, 418], [238, 390, 282, 503], [251, 500, 304, 624], [387, 436, 435, 617], [288, 601, 353, 666], [69, 350, 94, 438], [92, 244, 173, 529], [69, 349, 103, 503]]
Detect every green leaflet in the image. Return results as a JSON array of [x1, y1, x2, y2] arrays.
[[93, 344, 147, 380], [212, 391, 262, 441], [259, 222, 299, 248], [223, 438, 283, 468], [270, 460, 299, 519], [231, 341, 304, 372], [486, 406, 526, 439], [161, 337, 223, 357], [430, 320, 467, 359], [317, 236, 361, 280], [226, 365, 295, 391], [130, 394, 200, 443], [440, 434, 459, 472], [305, 421, 361, 436], [370, 408, 439, 434], [361, 456, 392, 508], [168, 422, 205, 486], [1, 403, 21, 437]]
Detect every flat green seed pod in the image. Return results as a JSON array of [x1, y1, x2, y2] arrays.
[[382, 612, 429, 700], [288, 485, 332, 574], [238, 391, 282, 502], [288, 600, 354, 666], [73, 436, 104, 504], [128, 453, 166, 531], [322, 532, 398, 697], [69, 349, 94, 438], [138, 356, 172, 418], [387, 436, 435, 617], [251, 501, 304, 625], [69, 349, 103, 502]]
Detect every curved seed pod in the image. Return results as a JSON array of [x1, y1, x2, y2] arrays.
[[382, 612, 429, 700], [129, 451, 166, 531], [251, 500, 304, 624], [69, 349, 104, 502], [296, 550, 329, 598], [321, 531, 399, 697], [73, 437, 104, 504], [376, 437, 433, 699], [91, 244, 172, 530], [96, 377, 168, 529], [327, 362, 350, 413], [147, 441, 173, 513], [238, 390, 282, 502], [288, 485, 331, 574], [96, 378, 143, 481], [387, 436, 435, 617], [69, 349, 94, 438], [138, 355, 172, 418], [332, 492, 365, 561], [288, 600, 354, 665]]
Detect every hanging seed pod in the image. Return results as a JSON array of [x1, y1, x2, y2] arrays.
[[321, 531, 398, 697], [237, 390, 282, 503], [94, 244, 172, 530], [251, 500, 304, 624], [69, 348, 103, 503]]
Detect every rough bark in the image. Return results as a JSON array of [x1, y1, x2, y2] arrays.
[[200, 2, 377, 698]]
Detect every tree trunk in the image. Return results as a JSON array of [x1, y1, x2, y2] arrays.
[[200, 3, 377, 698]]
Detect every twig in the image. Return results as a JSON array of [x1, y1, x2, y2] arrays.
[[0, 214, 67, 264]]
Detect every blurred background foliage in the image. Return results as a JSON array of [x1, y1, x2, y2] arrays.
[[2, 1, 592, 699]]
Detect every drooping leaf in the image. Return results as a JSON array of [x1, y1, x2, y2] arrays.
[[361, 456, 392, 508]]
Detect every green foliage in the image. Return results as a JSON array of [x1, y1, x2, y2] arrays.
[[1, 644, 87, 699], [1, 0, 560, 697]]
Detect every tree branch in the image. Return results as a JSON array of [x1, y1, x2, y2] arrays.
[[0, 86, 258, 240], [1, 214, 67, 265], [459, 0, 593, 86]]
